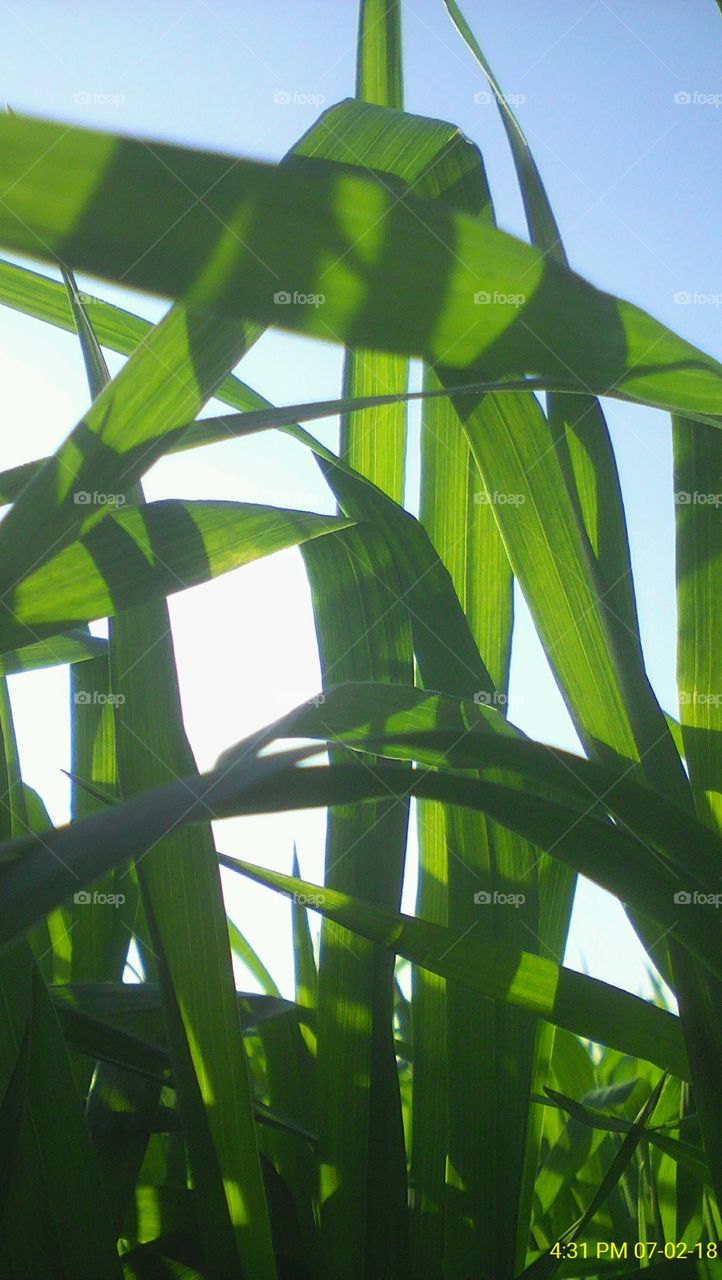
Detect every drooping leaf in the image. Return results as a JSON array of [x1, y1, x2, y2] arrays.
[[0, 629, 107, 676], [0, 500, 351, 651], [220, 856, 688, 1081], [0, 112, 719, 437]]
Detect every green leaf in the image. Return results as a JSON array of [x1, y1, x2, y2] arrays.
[[674, 414, 722, 1200], [356, 0, 403, 108], [0, 629, 107, 676], [295, 437, 496, 700], [443, 0, 642, 672], [61, 262, 147, 1005], [68, 662, 139, 985], [297, 97, 514, 1270], [0, 370, 542, 507], [0, 296, 260, 603], [85, 1062, 163, 1236], [0, 687, 118, 1278], [59, 273, 278, 1277], [257, 1002, 320, 1276], [3, 734, 722, 986], [227, 916, 282, 997], [0, 254, 151, 350], [220, 856, 689, 1081], [342, 3, 407, 503], [540, 1085, 711, 1185], [675, 417, 722, 836], [442, 0, 562, 257], [61, 263, 112, 397], [110, 594, 278, 1279], [0, 112, 719, 429], [0, 500, 351, 650], [0, 1013, 30, 1219], [269, 682, 722, 893], [520, 1074, 667, 1279], [0, 967, 123, 1279], [291, 848, 317, 1010], [401, 73, 559, 1275], [432, 13, 722, 1215], [0, 737, 694, 1070], [54, 1000, 172, 1081], [301, 522, 413, 1280], [51, 982, 292, 1044]]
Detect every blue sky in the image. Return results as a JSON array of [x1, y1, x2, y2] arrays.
[[1, 0, 720, 997]]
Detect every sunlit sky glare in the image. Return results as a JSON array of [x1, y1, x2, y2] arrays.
[[1, 0, 720, 1000]]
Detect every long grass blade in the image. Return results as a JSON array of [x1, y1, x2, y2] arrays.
[[0, 115, 719, 421], [302, 522, 413, 1280], [220, 856, 689, 1081]]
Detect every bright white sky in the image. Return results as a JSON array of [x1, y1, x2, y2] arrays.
[[2, 0, 721, 1003]]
